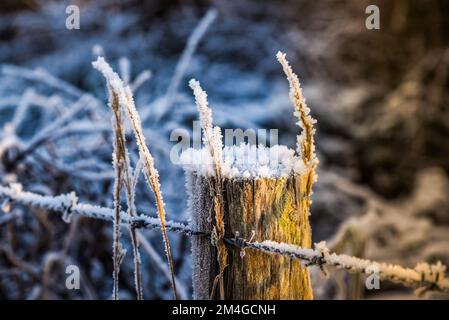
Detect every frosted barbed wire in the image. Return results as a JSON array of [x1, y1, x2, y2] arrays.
[[245, 240, 449, 294], [0, 185, 192, 234], [1, 184, 448, 295]]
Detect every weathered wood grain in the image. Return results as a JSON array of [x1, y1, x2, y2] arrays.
[[188, 171, 314, 300]]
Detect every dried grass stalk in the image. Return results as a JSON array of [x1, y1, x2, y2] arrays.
[[100, 80, 143, 300], [276, 51, 318, 200], [120, 86, 178, 299], [93, 57, 176, 299], [189, 79, 228, 300], [276, 52, 317, 165], [109, 90, 127, 300]]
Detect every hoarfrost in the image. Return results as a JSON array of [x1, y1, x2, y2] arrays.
[[180, 143, 307, 179]]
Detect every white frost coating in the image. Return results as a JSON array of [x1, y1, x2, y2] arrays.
[[92, 57, 123, 96], [180, 143, 307, 179]]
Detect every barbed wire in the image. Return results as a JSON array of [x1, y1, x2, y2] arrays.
[[1, 184, 448, 295]]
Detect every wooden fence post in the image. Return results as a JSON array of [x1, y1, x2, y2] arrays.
[[187, 171, 314, 300], [185, 51, 317, 300]]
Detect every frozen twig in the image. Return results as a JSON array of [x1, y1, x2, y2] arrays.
[[130, 70, 152, 93], [10, 89, 35, 131], [23, 96, 98, 156], [118, 57, 131, 85], [137, 231, 189, 299], [1, 64, 84, 99], [156, 9, 217, 120], [1, 64, 109, 120]]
